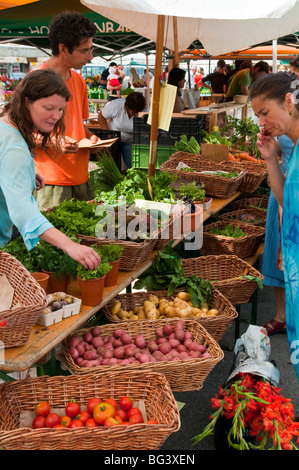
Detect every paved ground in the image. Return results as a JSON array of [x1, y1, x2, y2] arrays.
[[159, 276, 299, 451]]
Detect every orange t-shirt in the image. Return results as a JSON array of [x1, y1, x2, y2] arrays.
[[34, 63, 90, 185]]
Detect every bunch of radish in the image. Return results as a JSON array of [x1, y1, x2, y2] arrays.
[[67, 320, 211, 368]]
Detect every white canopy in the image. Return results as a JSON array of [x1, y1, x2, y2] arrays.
[[81, 0, 299, 55]]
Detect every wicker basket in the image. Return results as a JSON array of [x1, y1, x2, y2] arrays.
[[102, 287, 238, 342], [218, 160, 268, 195], [62, 318, 224, 392], [160, 154, 247, 198], [77, 235, 156, 272], [0, 371, 180, 450], [201, 220, 265, 259], [182, 255, 263, 304], [0, 250, 47, 348], [218, 207, 267, 227], [229, 195, 269, 211]]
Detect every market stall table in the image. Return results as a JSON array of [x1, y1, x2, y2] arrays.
[[0, 192, 241, 378], [182, 102, 248, 132]]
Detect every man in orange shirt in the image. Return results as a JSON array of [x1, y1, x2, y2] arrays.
[[34, 11, 99, 210]]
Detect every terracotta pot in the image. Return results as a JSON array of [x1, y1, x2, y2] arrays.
[[77, 275, 106, 306], [42, 270, 69, 294], [182, 204, 203, 234], [104, 259, 120, 287], [31, 272, 49, 291]]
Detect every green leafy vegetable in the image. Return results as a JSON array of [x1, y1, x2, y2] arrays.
[[209, 224, 247, 238], [174, 135, 200, 154]]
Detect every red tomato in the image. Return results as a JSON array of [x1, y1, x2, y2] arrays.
[[85, 418, 99, 428], [115, 408, 127, 421], [53, 424, 65, 429], [87, 397, 102, 414], [32, 416, 46, 429], [0, 320, 7, 328], [93, 402, 116, 425], [65, 400, 81, 418], [60, 415, 72, 428], [119, 396, 133, 411], [120, 421, 131, 425], [35, 401, 51, 417], [129, 414, 144, 424], [104, 398, 117, 409], [104, 417, 119, 427], [127, 407, 142, 419], [78, 410, 92, 424], [69, 419, 84, 428], [147, 419, 158, 424], [45, 413, 61, 428]]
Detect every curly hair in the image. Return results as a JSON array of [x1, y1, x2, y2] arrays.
[[125, 92, 146, 112], [49, 11, 97, 55], [1, 69, 70, 153]]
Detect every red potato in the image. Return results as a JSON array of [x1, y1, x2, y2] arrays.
[[174, 329, 185, 342], [83, 349, 97, 361], [157, 337, 167, 344], [113, 328, 125, 338], [121, 333, 133, 345], [158, 341, 172, 355], [177, 344, 187, 353], [68, 336, 83, 348], [76, 344, 85, 357], [114, 346, 125, 359], [138, 353, 151, 363], [84, 332, 93, 343], [91, 336, 104, 349], [183, 338, 193, 348], [152, 350, 164, 361], [134, 334, 146, 349], [189, 350, 202, 358], [169, 338, 180, 349], [91, 326, 101, 337], [102, 335, 110, 344], [113, 339, 123, 348], [163, 324, 173, 336], [184, 331, 193, 340], [147, 340, 159, 353], [69, 347, 79, 360], [174, 320, 185, 330], [155, 327, 164, 338]]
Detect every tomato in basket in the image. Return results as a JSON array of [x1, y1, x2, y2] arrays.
[[32, 416, 46, 429], [119, 396, 133, 411], [45, 413, 61, 428], [93, 402, 116, 425], [87, 397, 102, 414], [35, 401, 51, 417], [65, 399, 81, 418]]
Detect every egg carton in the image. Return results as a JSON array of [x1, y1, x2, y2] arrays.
[[37, 293, 81, 327]]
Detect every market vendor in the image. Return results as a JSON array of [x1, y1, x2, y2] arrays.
[[0, 68, 101, 271], [97, 92, 146, 170]]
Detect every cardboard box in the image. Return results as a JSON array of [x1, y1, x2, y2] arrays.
[[201, 143, 230, 162]]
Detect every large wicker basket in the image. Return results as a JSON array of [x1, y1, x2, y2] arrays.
[[201, 220, 265, 259], [77, 235, 156, 272], [62, 318, 224, 392], [182, 255, 263, 305], [0, 371, 180, 450], [102, 287, 238, 342], [160, 154, 247, 198], [229, 195, 269, 211], [218, 207, 267, 227], [0, 250, 47, 348], [218, 160, 268, 195]]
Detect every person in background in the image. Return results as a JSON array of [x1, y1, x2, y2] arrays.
[[185, 66, 197, 89], [225, 59, 244, 90], [0, 69, 101, 270], [99, 61, 117, 90], [262, 135, 293, 335], [33, 11, 100, 211], [226, 60, 269, 101], [117, 64, 126, 81], [167, 67, 186, 113], [198, 59, 227, 95], [107, 65, 121, 98], [98, 92, 146, 170], [250, 72, 299, 381], [289, 56, 299, 78], [130, 68, 140, 86], [194, 67, 204, 86]]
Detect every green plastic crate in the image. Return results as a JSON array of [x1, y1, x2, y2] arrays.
[[132, 145, 175, 169]]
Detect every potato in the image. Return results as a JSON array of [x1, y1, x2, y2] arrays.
[[147, 294, 159, 307], [129, 314, 139, 320], [176, 292, 191, 302], [207, 309, 219, 316], [118, 309, 130, 319], [111, 300, 121, 315]]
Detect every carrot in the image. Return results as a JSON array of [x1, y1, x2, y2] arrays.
[[236, 152, 259, 163], [228, 152, 237, 161]]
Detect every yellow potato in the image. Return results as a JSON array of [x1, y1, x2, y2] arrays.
[[176, 292, 191, 301], [207, 309, 219, 316], [147, 294, 159, 307], [111, 300, 121, 315]]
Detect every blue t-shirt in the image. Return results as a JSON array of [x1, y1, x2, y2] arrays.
[[0, 122, 53, 250]]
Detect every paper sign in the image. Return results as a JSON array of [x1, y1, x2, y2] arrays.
[[134, 199, 173, 217], [78, 137, 118, 149], [147, 83, 177, 131]]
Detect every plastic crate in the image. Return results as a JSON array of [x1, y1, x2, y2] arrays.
[[133, 114, 205, 146], [132, 144, 175, 169], [87, 126, 122, 169]]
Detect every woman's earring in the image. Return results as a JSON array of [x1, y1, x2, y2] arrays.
[[289, 110, 293, 116]]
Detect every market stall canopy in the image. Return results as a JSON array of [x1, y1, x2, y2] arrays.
[[80, 0, 299, 56], [180, 44, 299, 61], [0, 0, 38, 10], [0, 0, 156, 57]]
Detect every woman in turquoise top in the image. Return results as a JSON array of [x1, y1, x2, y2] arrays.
[[250, 72, 299, 380], [0, 69, 101, 270]]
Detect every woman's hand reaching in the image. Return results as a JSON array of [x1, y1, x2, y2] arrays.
[[256, 128, 278, 162]]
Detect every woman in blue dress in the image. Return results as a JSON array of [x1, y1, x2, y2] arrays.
[[250, 72, 299, 380], [262, 134, 293, 335]]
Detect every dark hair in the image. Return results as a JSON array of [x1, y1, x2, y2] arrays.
[[249, 72, 299, 111], [167, 67, 186, 88], [217, 60, 226, 68], [1, 69, 70, 153], [240, 60, 252, 71], [234, 59, 244, 71], [109, 62, 117, 67], [125, 92, 146, 112], [289, 56, 299, 70], [253, 61, 270, 74], [49, 11, 97, 55]]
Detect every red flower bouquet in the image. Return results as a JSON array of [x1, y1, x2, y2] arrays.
[[193, 373, 299, 450]]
